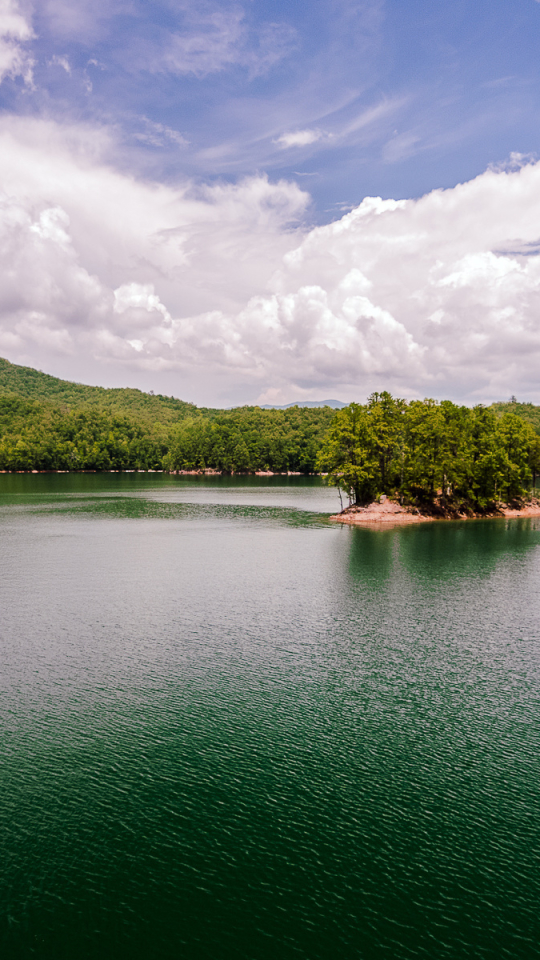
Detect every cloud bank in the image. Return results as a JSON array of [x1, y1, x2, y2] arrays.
[[0, 117, 540, 405]]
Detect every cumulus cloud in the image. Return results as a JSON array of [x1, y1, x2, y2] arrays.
[[0, 116, 308, 394], [0, 0, 34, 84], [2, 116, 540, 403]]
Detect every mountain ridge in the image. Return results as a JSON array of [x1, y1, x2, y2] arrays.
[[259, 400, 347, 410]]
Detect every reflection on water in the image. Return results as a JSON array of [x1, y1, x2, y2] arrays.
[[1, 476, 539, 960], [0, 471, 340, 512]]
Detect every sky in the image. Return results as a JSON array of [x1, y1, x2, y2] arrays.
[[2, 1, 540, 405]]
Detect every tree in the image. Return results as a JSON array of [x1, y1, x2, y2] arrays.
[[366, 391, 407, 493], [316, 403, 380, 504], [528, 433, 540, 492]]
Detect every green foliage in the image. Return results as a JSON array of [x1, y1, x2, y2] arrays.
[[0, 357, 195, 428], [316, 400, 380, 504], [0, 397, 167, 471], [2, 357, 540, 500], [0, 358, 335, 474], [318, 395, 538, 508], [163, 406, 335, 474], [490, 399, 540, 435]]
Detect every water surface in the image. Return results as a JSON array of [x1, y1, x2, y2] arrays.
[[1, 475, 539, 959]]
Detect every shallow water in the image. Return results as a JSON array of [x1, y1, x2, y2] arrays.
[[1, 475, 539, 959]]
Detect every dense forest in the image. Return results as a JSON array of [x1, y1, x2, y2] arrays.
[[163, 407, 335, 474], [0, 358, 334, 473], [318, 392, 540, 510], [0, 357, 195, 423], [1, 358, 540, 509]]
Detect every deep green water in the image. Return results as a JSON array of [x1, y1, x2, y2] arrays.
[[1, 474, 540, 960]]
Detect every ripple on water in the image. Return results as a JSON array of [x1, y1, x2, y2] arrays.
[[0, 477, 539, 959]]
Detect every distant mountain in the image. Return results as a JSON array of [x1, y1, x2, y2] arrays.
[[259, 399, 348, 410]]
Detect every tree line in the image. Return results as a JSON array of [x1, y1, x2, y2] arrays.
[[163, 407, 335, 474], [0, 397, 334, 474], [317, 393, 540, 509], [1, 356, 540, 510]]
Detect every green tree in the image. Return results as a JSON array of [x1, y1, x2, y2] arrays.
[[316, 403, 380, 504], [366, 391, 407, 493]]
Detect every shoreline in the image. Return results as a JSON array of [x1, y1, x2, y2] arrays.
[[0, 469, 305, 476], [329, 498, 540, 526]]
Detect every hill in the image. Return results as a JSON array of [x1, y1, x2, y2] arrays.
[[490, 400, 540, 434], [259, 400, 347, 410], [0, 357, 196, 426], [0, 358, 336, 473]]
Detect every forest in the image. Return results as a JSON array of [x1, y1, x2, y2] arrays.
[[0, 358, 539, 509], [0, 358, 334, 473], [318, 392, 540, 509]]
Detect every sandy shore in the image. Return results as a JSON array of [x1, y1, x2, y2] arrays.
[[329, 498, 540, 526]]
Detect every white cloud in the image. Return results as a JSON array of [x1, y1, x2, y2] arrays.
[[154, 5, 246, 77], [276, 129, 324, 149], [41, 0, 128, 42], [382, 131, 420, 163], [488, 151, 537, 173], [0, 116, 308, 392], [132, 117, 188, 148], [0, 0, 34, 85], [48, 54, 71, 74], [2, 115, 540, 403]]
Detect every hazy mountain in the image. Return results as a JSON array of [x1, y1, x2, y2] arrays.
[[259, 400, 347, 410]]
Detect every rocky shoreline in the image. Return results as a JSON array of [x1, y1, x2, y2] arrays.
[[329, 497, 540, 526]]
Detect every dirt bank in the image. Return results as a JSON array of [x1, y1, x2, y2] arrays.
[[329, 497, 540, 526]]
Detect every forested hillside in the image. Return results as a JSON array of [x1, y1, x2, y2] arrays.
[[2, 358, 540, 488], [0, 358, 196, 426], [0, 358, 335, 473]]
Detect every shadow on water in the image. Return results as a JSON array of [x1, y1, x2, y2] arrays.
[[344, 525, 397, 583]]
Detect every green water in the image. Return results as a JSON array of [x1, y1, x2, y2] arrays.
[[1, 474, 539, 959]]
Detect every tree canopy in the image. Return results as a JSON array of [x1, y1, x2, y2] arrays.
[[317, 392, 538, 508], [0, 359, 335, 474]]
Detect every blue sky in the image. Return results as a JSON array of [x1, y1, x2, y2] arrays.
[[1, 0, 540, 403], [8, 0, 540, 218]]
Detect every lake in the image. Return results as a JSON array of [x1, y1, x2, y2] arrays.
[[1, 474, 539, 959]]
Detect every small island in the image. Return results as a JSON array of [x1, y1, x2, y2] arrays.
[[318, 392, 540, 524]]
